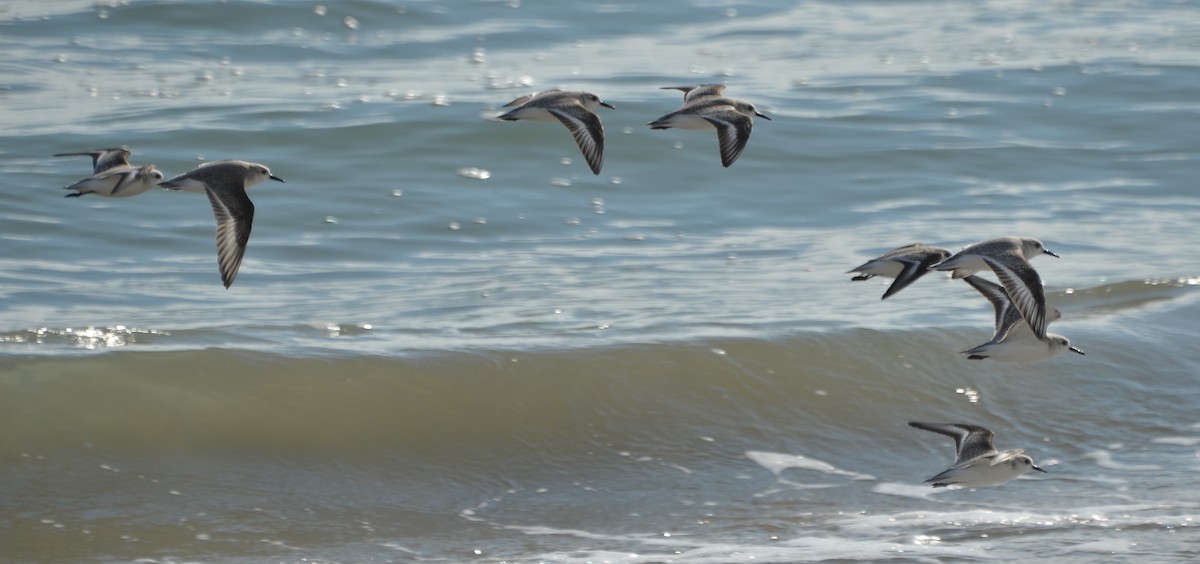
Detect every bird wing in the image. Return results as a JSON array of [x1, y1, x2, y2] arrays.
[[108, 166, 154, 197], [962, 275, 1021, 341], [54, 148, 131, 174], [205, 185, 255, 289], [661, 84, 727, 102], [548, 105, 605, 175], [702, 109, 753, 168], [880, 251, 944, 300], [955, 427, 999, 465], [909, 421, 996, 465], [502, 94, 534, 108], [981, 254, 1048, 340], [989, 449, 1026, 466]]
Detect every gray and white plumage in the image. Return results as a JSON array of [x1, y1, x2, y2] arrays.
[[960, 275, 1084, 362], [932, 237, 1058, 339], [158, 160, 284, 288], [847, 243, 951, 300], [497, 90, 615, 175], [659, 83, 728, 103], [648, 84, 771, 168], [908, 421, 1047, 488], [54, 147, 133, 174], [62, 164, 164, 198], [932, 236, 1058, 279]]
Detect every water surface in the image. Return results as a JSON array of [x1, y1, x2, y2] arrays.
[[2, 1, 1199, 561]]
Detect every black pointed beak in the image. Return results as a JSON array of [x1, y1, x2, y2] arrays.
[[270, 175, 285, 183], [1070, 346, 1085, 355], [1032, 465, 1048, 473], [1044, 249, 1060, 258], [756, 111, 771, 120], [600, 101, 616, 110]]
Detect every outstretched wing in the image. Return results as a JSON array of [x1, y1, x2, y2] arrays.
[[702, 109, 753, 168], [548, 106, 605, 175], [54, 148, 132, 174], [661, 84, 726, 103], [962, 274, 1021, 341], [880, 251, 945, 300], [205, 186, 255, 289], [981, 255, 1048, 340], [909, 421, 996, 465]]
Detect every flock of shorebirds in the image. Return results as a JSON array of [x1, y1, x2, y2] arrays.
[[52, 84, 767, 289], [54, 149, 282, 288], [496, 84, 770, 173], [846, 237, 1085, 487], [54, 84, 1073, 489], [847, 237, 1085, 363]]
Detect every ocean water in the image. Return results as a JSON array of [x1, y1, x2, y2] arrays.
[[2, 0, 1199, 562]]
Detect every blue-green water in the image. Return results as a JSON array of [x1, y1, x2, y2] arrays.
[[2, 1, 1199, 562]]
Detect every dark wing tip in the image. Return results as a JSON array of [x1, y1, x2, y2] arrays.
[[880, 259, 933, 300], [708, 117, 749, 168], [550, 107, 605, 175]]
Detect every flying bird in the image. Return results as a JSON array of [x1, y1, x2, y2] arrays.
[[908, 421, 1047, 488], [158, 160, 284, 288], [62, 164, 164, 198], [497, 90, 615, 175], [847, 243, 951, 300], [648, 84, 771, 167], [959, 275, 1084, 362]]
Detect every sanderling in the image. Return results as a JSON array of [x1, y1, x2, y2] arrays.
[[847, 243, 951, 300], [54, 147, 133, 174], [932, 236, 1058, 279], [932, 237, 1058, 339], [62, 164, 164, 198], [497, 90, 615, 175], [647, 84, 770, 168], [908, 421, 1046, 488], [158, 160, 284, 288], [959, 275, 1084, 362]]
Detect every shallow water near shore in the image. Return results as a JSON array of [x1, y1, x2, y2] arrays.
[[2, 1, 1199, 562]]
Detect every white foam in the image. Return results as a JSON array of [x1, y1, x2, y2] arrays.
[[745, 450, 875, 480], [1059, 538, 1134, 555], [872, 481, 942, 499], [501, 503, 1178, 563], [521, 534, 975, 563], [1150, 436, 1200, 446], [1084, 450, 1162, 472]]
